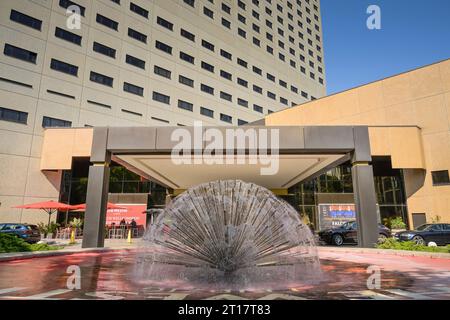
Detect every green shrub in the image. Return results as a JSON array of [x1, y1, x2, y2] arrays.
[[0, 234, 31, 253], [390, 217, 407, 229], [29, 243, 62, 251], [376, 238, 450, 253], [0, 234, 62, 253]]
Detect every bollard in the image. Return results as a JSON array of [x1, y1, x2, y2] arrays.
[[70, 230, 76, 244], [127, 229, 132, 244]]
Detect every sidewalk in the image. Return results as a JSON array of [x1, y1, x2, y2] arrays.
[[317, 245, 450, 259]]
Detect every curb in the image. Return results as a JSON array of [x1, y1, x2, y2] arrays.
[[2, 245, 449, 263], [317, 246, 450, 259], [0, 246, 136, 262]]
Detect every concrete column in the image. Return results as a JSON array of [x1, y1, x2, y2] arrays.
[[82, 127, 111, 248], [81, 163, 110, 248], [351, 161, 379, 248]]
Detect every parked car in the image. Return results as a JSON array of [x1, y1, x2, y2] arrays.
[[318, 221, 391, 246], [394, 223, 450, 246], [0, 223, 41, 243]]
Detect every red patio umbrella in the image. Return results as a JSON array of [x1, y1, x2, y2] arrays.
[[14, 200, 75, 227]]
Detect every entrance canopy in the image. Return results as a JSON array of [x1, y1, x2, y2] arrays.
[[94, 125, 369, 190], [115, 154, 346, 190], [80, 125, 379, 249]]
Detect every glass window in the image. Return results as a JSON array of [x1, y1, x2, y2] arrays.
[[179, 75, 194, 87], [96, 14, 118, 30], [157, 17, 173, 30], [90, 71, 113, 87], [220, 70, 232, 80], [222, 3, 231, 14], [55, 27, 82, 45], [183, 0, 195, 7], [0, 107, 28, 124], [221, 18, 231, 29], [202, 40, 215, 51], [200, 107, 214, 118], [126, 54, 145, 69], [59, 0, 86, 16], [42, 116, 71, 128], [180, 29, 195, 41], [253, 104, 263, 113], [203, 7, 214, 19], [201, 61, 214, 73], [220, 49, 232, 60], [237, 98, 248, 107], [432, 170, 450, 186], [130, 2, 149, 18], [252, 66, 262, 75], [155, 41, 172, 54], [237, 58, 247, 68], [201, 84, 214, 95], [93, 42, 116, 58], [123, 82, 144, 96], [237, 78, 248, 87], [128, 28, 147, 43], [152, 91, 170, 104], [154, 65, 171, 79], [180, 51, 195, 64], [220, 113, 232, 123], [3, 44, 37, 63], [220, 91, 232, 102], [10, 10, 42, 31], [50, 59, 78, 76], [253, 85, 262, 94], [178, 100, 193, 111]]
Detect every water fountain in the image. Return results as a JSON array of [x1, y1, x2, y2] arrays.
[[134, 180, 321, 290]]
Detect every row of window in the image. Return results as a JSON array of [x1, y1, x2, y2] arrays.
[[171, 6, 325, 80], [5, 32, 315, 103], [9, 7, 318, 99], [0, 106, 71, 127], [10, 1, 323, 83], [4, 41, 284, 121], [0, 103, 249, 128], [9, 6, 322, 100], [180, 0, 324, 76], [184, 0, 321, 31], [4, 41, 311, 117], [155, 38, 316, 99]]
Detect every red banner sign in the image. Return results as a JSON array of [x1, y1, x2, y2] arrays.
[[106, 204, 147, 226]]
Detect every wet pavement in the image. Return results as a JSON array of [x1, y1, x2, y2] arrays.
[[0, 249, 449, 300]]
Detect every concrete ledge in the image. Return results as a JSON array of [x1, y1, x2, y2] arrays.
[[2, 245, 449, 263], [317, 246, 450, 259], [0, 246, 136, 262]]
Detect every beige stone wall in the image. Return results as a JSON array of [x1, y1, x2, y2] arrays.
[[266, 59, 450, 225], [0, 0, 325, 224]]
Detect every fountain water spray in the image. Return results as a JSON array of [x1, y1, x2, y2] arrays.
[[134, 180, 321, 290]]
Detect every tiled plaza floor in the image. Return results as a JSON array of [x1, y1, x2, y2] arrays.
[[0, 248, 448, 300]]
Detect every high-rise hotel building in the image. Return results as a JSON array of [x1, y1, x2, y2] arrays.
[[0, 0, 325, 223]]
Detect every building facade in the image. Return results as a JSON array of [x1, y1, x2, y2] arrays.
[[7, 59, 449, 231], [0, 0, 326, 223], [265, 59, 450, 227]]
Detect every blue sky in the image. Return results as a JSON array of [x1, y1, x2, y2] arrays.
[[321, 0, 450, 94]]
